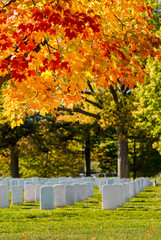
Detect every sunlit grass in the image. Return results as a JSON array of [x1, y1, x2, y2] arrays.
[[0, 186, 161, 239]]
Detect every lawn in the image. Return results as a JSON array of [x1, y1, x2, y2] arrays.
[[0, 185, 161, 240]]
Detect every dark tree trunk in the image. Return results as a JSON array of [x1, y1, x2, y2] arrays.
[[133, 140, 136, 179], [85, 134, 91, 177], [10, 144, 19, 178], [117, 126, 129, 178]]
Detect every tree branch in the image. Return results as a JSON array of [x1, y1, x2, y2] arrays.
[[113, 14, 125, 30], [58, 106, 101, 120], [0, 74, 11, 88], [3, 0, 16, 8], [109, 85, 118, 104], [32, 0, 36, 7], [82, 96, 103, 109], [87, 79, 94, 93]]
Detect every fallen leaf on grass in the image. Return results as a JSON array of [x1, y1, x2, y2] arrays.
[[150, 226, 156, 230], [147, 233, 153, 236]]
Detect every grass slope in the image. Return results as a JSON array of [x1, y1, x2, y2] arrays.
[[0, 186, 161, 240]]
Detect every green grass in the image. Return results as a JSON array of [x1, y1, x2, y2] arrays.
[[0, 186, 161, 240]]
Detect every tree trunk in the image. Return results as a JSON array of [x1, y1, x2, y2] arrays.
[[117, 126, 129, 178], [133, 140, 136, 179], [10, 144, 19, 178], [85, 134, 91, 177]]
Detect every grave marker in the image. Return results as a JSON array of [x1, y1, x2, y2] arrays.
[[53, 184, 66, 207], [12, 186, 23, 205], [0, 185, 9, 208], [24, 184, 35, 203], [40, 186, 54, 210]]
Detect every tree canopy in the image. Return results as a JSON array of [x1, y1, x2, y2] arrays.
[[0, 0, 160, 126]]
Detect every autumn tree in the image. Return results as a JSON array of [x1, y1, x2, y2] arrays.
[[0, 0, 161, 178], [128, 135, 161, 178], [0, 109, 40, 177], [18, 115, 83, 177], [46, 113, 102, 177], [130, 0, 161, 160]]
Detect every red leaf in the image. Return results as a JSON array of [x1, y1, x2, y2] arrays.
[[61, 62, 68, 69], [32, 10, 43, 21], [0, 59, 8, 71], [53, 52, 60, 60], [49, 13, 61, 24], [27, 70, 37, 77]]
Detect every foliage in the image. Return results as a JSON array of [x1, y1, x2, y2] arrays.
[[128, 137, 161, 178], [95, 139, 118, 175], [18, 116, 84, 177], [0, 148, 10, 177], [0, 0, 160, 126]]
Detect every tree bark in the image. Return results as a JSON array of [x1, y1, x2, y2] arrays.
[[85, 134, 91, 177], [10, 144, 19, 178], [133, 140, 136, 179], [117, 126, 129, 178]]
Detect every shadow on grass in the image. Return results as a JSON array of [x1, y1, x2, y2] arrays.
[[26, 215, 38, 219], [118, 206, 149, 211]]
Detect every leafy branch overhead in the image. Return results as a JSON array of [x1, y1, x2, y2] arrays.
[[0, 0, 161, 126]]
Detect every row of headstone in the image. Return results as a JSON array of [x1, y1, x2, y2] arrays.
[[0, 176, 153, 209], [0, 179, 94, 209], [148, 177, 161, 187], [40, 183, 91, 210], [102, 177, 151, 210], [0, 176, 94, 191]]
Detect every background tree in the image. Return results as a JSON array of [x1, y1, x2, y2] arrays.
[[128, 135, 161, 178], [0, 148, 10, 177], [0, 111, 40, 177], [18, 115, 84, 177]]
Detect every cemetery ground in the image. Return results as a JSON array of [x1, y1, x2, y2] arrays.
[[0, 186, 161, 240]]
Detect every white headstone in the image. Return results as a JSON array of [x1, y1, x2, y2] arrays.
[[25, 178, 33, 183], [99, 180, 107, 193], [0, 181, 6, 185], [156, 177, 160, 186], [53, 184, 66, 207], [129, 181, 135, 199], [84, 182, 94, 198], [77, 184, 83, 202], [10, 179, 18, 192], [121, 183, 126, 205], [71, 183, 80, 203], [107, 178, 114, 184], [146, 177, 150, 187], [25, 181, 33, 185], [124, 182, 130, 202], [66, 185, 75, 206], [0, 185, 9, 208], [18, 179, 25, 190], [40, 186, 54, 210], [113, 177, 121, 184], [24, 184, 35, 203], [32, 177, 39, 185], [115, 184, 125, 207], [81, 183, 88, 201], [35, 184, 43, 201], [140, 178, 144, 191], [102, 184, 117, 210], [44, 181, 52, 186], [134, 179, 140, 195], [12, 185, 23, 205], [94, 178, 100, 187]]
